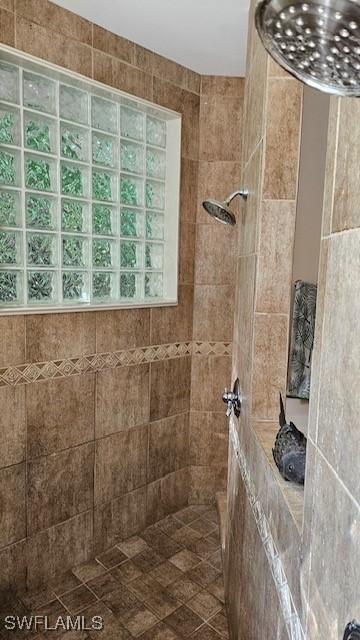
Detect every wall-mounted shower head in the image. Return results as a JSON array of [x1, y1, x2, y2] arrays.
[[202, 189, 248, 226], [255, 0, 360, 96]]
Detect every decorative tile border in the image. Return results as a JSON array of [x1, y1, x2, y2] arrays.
[[0, 341, 232, 387], [229, 417, 305, 640]]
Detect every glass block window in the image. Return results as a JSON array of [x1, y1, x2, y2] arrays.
[[0, 51, 181, 312]]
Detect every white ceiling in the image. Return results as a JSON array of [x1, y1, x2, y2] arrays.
[[53, 0, 249, 76]]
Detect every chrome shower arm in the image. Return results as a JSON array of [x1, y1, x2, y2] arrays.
[[225, 188, 249, 204]]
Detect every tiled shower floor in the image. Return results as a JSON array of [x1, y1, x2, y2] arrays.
[[1, 506, 229, 639]]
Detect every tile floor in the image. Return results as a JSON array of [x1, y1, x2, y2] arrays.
[[0, 505, 229, 639]]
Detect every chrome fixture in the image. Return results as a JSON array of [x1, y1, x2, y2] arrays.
[[202, 188, 248, 226], [255, 0, 360, 96], [344, 622, 360, 640], [223, 378, 242, 418]]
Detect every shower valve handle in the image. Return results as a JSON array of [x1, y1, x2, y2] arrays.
[[222, 378, 242, 418]]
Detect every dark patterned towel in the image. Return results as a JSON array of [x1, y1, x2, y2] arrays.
[[287, 280, 317, 399]]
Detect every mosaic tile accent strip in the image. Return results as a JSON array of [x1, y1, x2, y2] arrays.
[[0, 340, 231, 387], [229, 417, 305, 640]]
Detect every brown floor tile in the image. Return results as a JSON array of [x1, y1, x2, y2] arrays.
[[149, 562, 183, 587], [139, 621, 182, 639], [156, 516, 183, 537], [142, 529, 183, 559], [186, 563, 221, 589], [164, 605, 203, 638], [21, 587, 56, 610], [202, 509, 218, 525], [145, 588, 181, 619], [188, 519, 217, 537], [187, 590, 222, 621], [117, 536, 150, 558], [169, 550, 201, 573], [187, 538, 218, 561], [165, 576, 201, 604], [102, 584, 141, 617], [132, 548, 165, 572], [129, 575, 163, 602], [171, 527, 202, 548], [207, 577, 225, 604], [51, 571, 81, 596], [189, 506, 210, 516], [111, 559, 143, 585], [59, 584, 97, 614], [174, 507, 198, 525], [96, 546, 128, 569], [34, 598, 68, 625], [208, 610, 229, 638], [120, 602, 159, 636], [207, 550, 222, 571], [191, 624, 224, 639], [205, 531, 220, 547], [87, 572, 121, 598], [85, 601, 132, 639], [73, 559, 106, 583]]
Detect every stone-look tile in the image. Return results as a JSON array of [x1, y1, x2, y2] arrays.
[[94, 487, 147, 553], [93, 49, 113, 86], [148, 413, 189, 483], [0, 0, 13, 10], [102, 581, 141, 616], [0, 463, 25, 548], [60, 584, 97, 614], [15, 16, 92, 77], [191, 625, 223, 639], [112, 559, 143, 584], [85, 601, 133, 639], [165, 605, 203, 637], [307, 454, 360, 639], [156, 515, 183, 537], [251, 313, 288, 420], [144, 588, 181, 620], [193, 285, 234, 342], [188, 518, 216, 537], [188, 589, 222, 620], [180, 159, 198, 224], [208, 610, 229, 637], [150, 357, 191, 421], [242, 46, 267, 165], [93, 24, 134, 62], [73, 558, 106, 583], [27, 442, 94, 534], [0, 540, 26, 591], [147, 469, 189, 525], [118, 536, 150, 558], [121, 603, 159, 636], [239, 142, 262, 256], [153, 53, 191, 91], [199, 95, 243, 162], [194, 225, 236, 286], [255, 200, 296, 314], [188, 538, 218, 562], [112, 57, 153, 101], [321, 97, 339, 237], [166, 575, 201, 604], [171, 526, 201, 548], [27, 511, 93, 589], [169, 550, 201, 573], [51, 570, 81, 596], [0, 6, 14, 44], [129, 573, 163, 602], [267, 57, 292, 78], [189, 412, 228, 467], [174, 506, 198, 524], [26, 374, 95, 458], [132, 548, 165, 573], [15, 0, 92, 43], [0, 316, 25, 366], [201, 76, 244, 97], [332, 98, 360, 232], [263, 78, 302, 200], [149, 562, 183, 587], [150, 286, 193, 344], [196, 161, 241, 225], [97, 545, 127, 569], [189, 467, 227, 505], [191, 356, 231, 413], [87, 571, 121, 598], [0, 385, 26, 468], [153, 78, 199, 160], [26, 312, 95, 362], [95, 426, 147, 504], [317, 233, 360, 502], [134, 44, 154, 73], [179, 223, 195, 285], [96, 309, 150, 352], [96, 364, 150, 438], [139, 621, 181, 640]]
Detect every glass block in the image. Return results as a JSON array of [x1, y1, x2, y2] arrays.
[[0, 105, 20, 145], [120, 240, 142, 269], [61, 162, 87, 197], [145, 272, 163, 298], [0, 63, 19, 104], [27, 232, 56, 266], [0, 231, 21, 265], [24, 112, 56, 154], [120, 107, 144, 141], [62, 271, 88, 302], [61, 123, 88, 162], [62, 236, 87, 267], [93, 271, 115, 299], [91, 97, 118, 134], [146, 212, 164, 240], [62, 199, 87, 233], [0, 190, 20, 227], [25, 155, 56, 192], [92, 133, 117, 168], [92, 170, 116, 202], [0, 148, 20, 186], [120, 208, 143, 238], [23, 71, 56, 115], [147, 116, 166, 148], [120, 175, 144, 206], [28, 270, 56, 302], [120, 141, 144, 174], [26, 193, 56, 230], [146, 148, 166, 179], [146, 180, 165, 210], [60, 84, 88, 125], [93, 238, 116, 268], [120, 272, 142, 299], [145, 242, 164, 270], [92, 204, 116, 236], [0, 270, 22, 304]]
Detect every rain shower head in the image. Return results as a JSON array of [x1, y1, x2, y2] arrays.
[[255, 0, 360, 96], [202, 189, 248, 226]]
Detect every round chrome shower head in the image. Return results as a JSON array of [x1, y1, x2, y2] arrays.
[[255, 0, 360, 96], [202, 199, 237, 225]]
